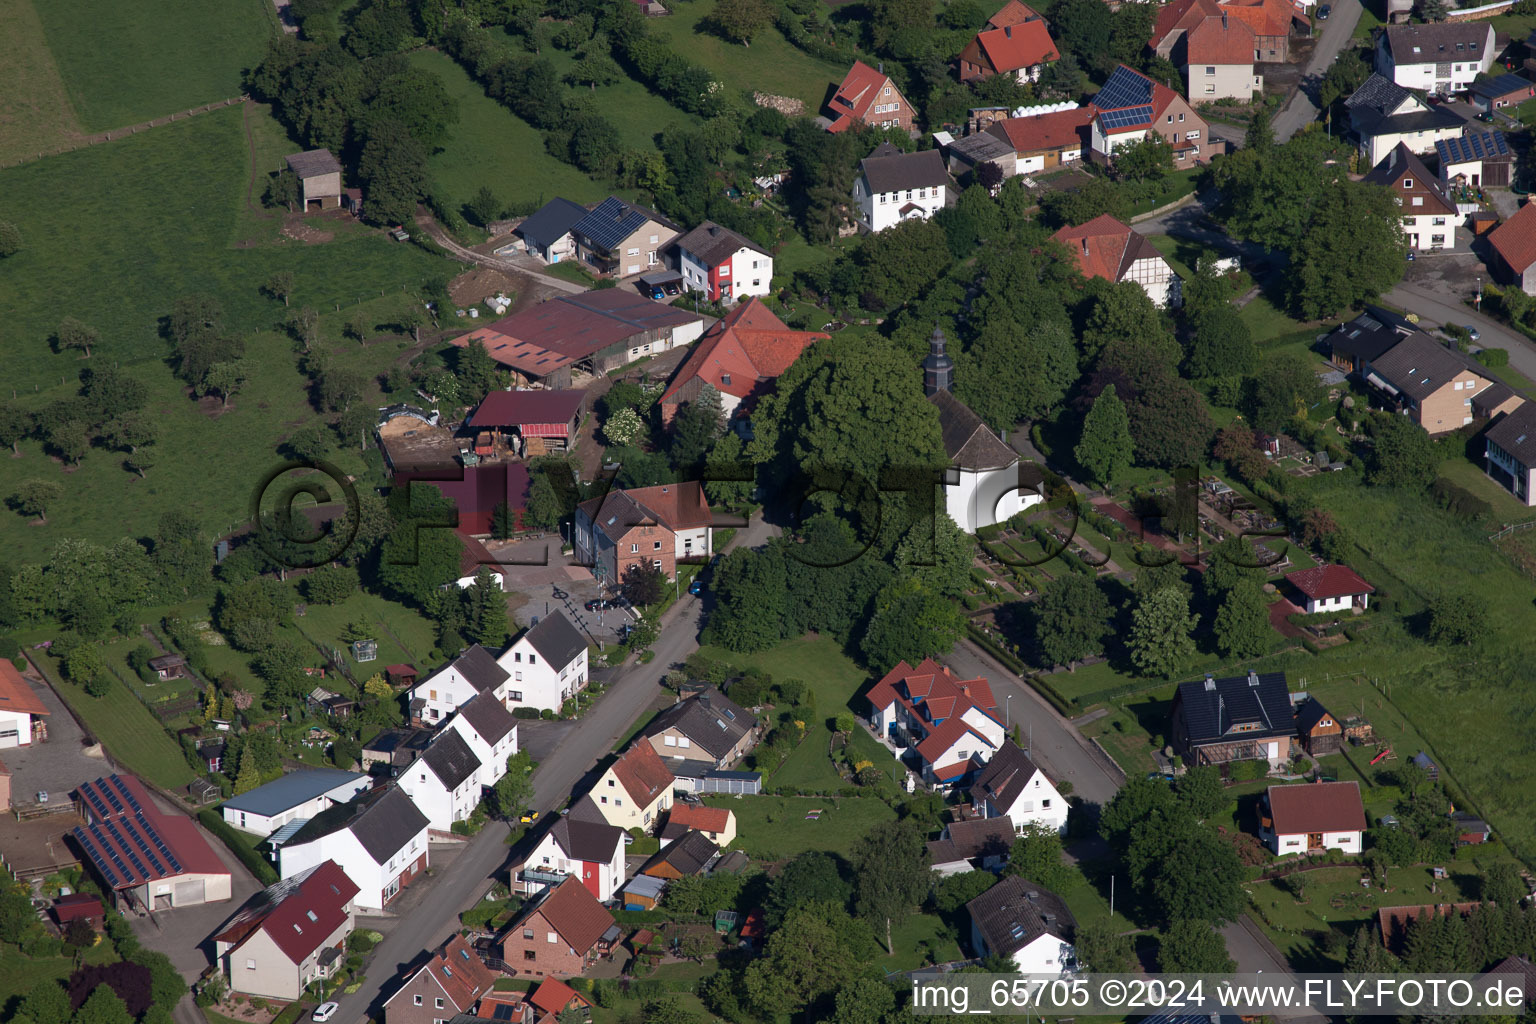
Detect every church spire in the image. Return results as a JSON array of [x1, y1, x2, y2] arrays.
[[923, 325, 953, 396]]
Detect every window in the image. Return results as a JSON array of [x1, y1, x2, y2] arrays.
[[1403, 178, 1413, 188], [1412, 197, 1423, 206], [529, 655, 536, 664], [1173, 133, 1181, 142], [415, 996, 424, 1006], [654, 541, 662, 550], [1186, 130, 1199, 140], [626, 247, 639, 256], [1205, 66, 1215, 75], [653, 559, 663, 570], [524, 950, 537, 961], [1043, 799, 1052, 808], [600, 794, 608, 804], [509, 689, 522, 701], [514, 671, 522, 682], [616, 798, 623, 806], [247, 959, 256, 970], [679, 737, 690, 749], [665, 735, 677, 746], [436, 999, 444, 1009], [548, 932, 559, 943], [1432, 217, 1447, 226], [1166, 114, 1173, 123], [1178, 113, 1185, 121], [514, 652, 522, 663], [1204, 84, 1215, 94], [631, 543, 639, 553]]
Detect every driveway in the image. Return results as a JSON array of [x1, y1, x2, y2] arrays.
[[7, 662, 116, 805], [1221, 916, 1329, 1023], [1273, 0, 1366, 142]]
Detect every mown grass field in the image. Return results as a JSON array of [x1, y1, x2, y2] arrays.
[[30, 0, 274, 131], [0, 0, 85, 164], [646, 0, 847, 111], [704, 793, 896, 860], [0, 105, 452, 561], [535, 29, 702, 152], [409, 50, 613, 216]]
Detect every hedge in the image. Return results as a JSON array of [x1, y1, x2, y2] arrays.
[[1475, 347, 1510, 368], [198, 809, 279, 885]]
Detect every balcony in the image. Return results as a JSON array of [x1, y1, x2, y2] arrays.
[[522, 867, 569, 887]]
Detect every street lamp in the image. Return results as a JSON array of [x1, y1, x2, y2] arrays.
[[1006, 694, 1013, 730], [1476, 277, 1483, 311]]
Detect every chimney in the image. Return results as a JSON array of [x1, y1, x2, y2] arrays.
[[1248, 670, 1261, 687], [1081, 238, 1089, 254], [1005, 24, 1012, 36], [878, 61, 884, 74], [1203, 673, 1216, 692]]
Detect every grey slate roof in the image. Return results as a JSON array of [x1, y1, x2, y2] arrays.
[[516, 198, 591, 249], [928, 389, 1019, 471], [1383, 22, 1490, 65], [643, 687, 756, 762], [458, 693, 517, 748], [860, 143, 953, 193], [290, 786, 427, 864], [1369, 332, 1481, 403], [948, 131, 1015, 166], [967, 874, 1075, 955], [447, 644, 510, 694], [1323, 311, 1415, 366], [522, 610, 588, 669], [1294, 696, 1336, 736], [285, 149, 342, 178], [927, 816, 1016, 865], [549, 812, 623, 863], [1346, 74, 1463, 137], [222, 768, 368, 817], [1344, 73, 1412, 115], [971, 740, 1045, 809], [674, 222, 767, 267], [642, 830, 719, 877], [1470, 73, 1534, 100], [421, 729, 482, 791], [1173, 670, 1293, 745], [1485, 400, 1536, 469], [565, 792, 608, 824]]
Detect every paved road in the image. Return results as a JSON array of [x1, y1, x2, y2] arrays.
[[315, 513, 778, 1024], [1385, 283, 1536, 391], [1273, 0, 1366, 143], [1221, 917, 1330, 1023], [414, 215, 590, 295], [942, 640, 1124, 809]]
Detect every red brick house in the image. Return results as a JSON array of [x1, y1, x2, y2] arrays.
[[573, 482, 713, 582], [958, 1, 1059, 84], [825, 60, 913, 133], [494, 877, 617, 980], [383, 935, 495, 1024]]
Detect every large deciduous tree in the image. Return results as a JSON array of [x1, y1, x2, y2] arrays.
[[852, 821, 932, 951], [1034, 574, 1112, 670], [1075, 384, 1133, 488], [1127, 586, 1197, 678]]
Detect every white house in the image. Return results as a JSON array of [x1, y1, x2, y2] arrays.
[[1261, 781, 1366, 856], [214, 860, 359, 1001], [442, 693, 519, 789], [512, 197, 590, 264], [589, 742, 675, 833], [512, 802, 627, 903], [1284, 564, 1375, 615], [971, 741, 1070, 837], [1051, 214, 1181, 308], [278, 787, 430, 911], [1345, 74, 1466, 166], [922, 328, 1041, 534], [495, 610, 590, 714], [408, 645, 509, 726], [852, 142, 953, 233], [0, 660, 47, 749], [221, 769, 372, 837], [398, 729, 484, 833], [967, 875, 1076, 974], [866, 658, 1006, 787], [1376, 23, 1495, 95], [1363, 143, 1459, 252], [674, 222, 773, 304]]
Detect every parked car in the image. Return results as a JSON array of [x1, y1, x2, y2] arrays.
[[1477, 111, 1497, 123], [1466, 325, 1481, 341], [312, 1004, 340, 1022], [1317, 3, 1330, 16], [585, 598, 616, 611], [688, 578, 703, 596], [1406, 250, 1416, 262], [519, 810, 540, 824], [648, 286, 667, 301]]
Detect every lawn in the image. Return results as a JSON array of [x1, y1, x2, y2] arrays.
[[647, 0, 848, 111], [0, 938, 117, 1017], [0, 104, 451, 562], [290, 592, 441, 678], [31, 0, 274, 131], [0, 0, 85, 164], [704, 794, 897, 860], [408, 50, 613, 216], [535, 30, 701, 153], [883, 911, 966, 971], [695, 633, 872, 792], [1435, 453, 1534, 523], [29, 652, 196, 790]]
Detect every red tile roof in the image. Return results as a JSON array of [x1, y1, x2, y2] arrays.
[[53, 893, 103, 925], [421, 935, 496, 1012], [826, 60, 899, 133], [611, 742, 676, 807], [867, 658, 1000, 774], [975, 19, 1059, 74], [987, 0, 1041, 27], [1379, 902, 1478, 950], [1051, 214, 1137, 281], [1490, 201, 1536, 275], [530, 978, 588, 1015], [658, 298, 827, 410], [73, 775, 228, 888], [1221, 0, 1301, 37], [577, 480, 713, 537], [533, 877, 617, 952], [1185, 14, 1256, 65], [1150, 0, 1221, 49], [1267, 781, 1366, 836], [915, 717, 994, 766], [215, 860, 359, 966], [1285, 564, 1374, 600], [990, 107, 1093, 155], [668, 804, 732, 834], [0, 659, 49, 717], [454, 291, 698, 376]]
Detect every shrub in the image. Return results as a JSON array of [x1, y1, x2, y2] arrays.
[[512, 707, 541, 719], [539, 708, 556, 720], [1475, 347, 1510, 368], [1430, 477, 1493, 521]]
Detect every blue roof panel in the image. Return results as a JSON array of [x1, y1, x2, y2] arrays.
[[221, 769, 369, 817], [1093, 66, 1154, 111]]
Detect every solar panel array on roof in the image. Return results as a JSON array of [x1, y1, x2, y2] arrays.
[[1094, 67, 1153, 110], [1438, 131, 1511, 163], [1100, 105, 1153, 130], [575, 197, 647, 251]]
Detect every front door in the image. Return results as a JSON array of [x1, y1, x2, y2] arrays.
[[1308, 832, 1323, 851]]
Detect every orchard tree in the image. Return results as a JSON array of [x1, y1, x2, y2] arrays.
[[1074, 919, 1134, 972], [264, 270, 295, 306], [56, 317, 99, 358], [1159, 919, 1237, 972], [467, 186, 503, 226], [712, 0, 774, 44], [1367, 414, 1437, 489], [1213, 581, 1273, 659], [201, 361, 250, 409], [852, 821, 932, 951], [567, 53, 623, 90], [0, 404, 32, 456], [1427, 592, 1488, 646], [0, 220, 21, 258], [1005, 822, 1072, 892]]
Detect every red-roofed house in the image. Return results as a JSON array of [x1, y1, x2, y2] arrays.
[[674, 222, 773, 304], [662, 804, 737, 847], [986, 107, 1092, 174], [590, 742, 676, 832], [1284, 564, 1374, 614], [866, 658, 1005, 787], [1489, 201, 1536, 295], [52, 893, 104, 929], [468, 390, 586, 454], [1184, 15, 1263, 100], [493, 876, 618, 979], [0, 658, 48, 748], [1221, 0, 1307, 61], [214, 860, 360, 1000], [383, 934, 496, 1024], [1050, 214, 1182, 308], [958, 1, 1060, 84], [657, 298, 827, 427], [824, 60, 912, 133], [1259, 781, 1366, 856], [1087, 64, 1211, 169], [530, 978, 591, 1020], [574, 482, 713, 582], [1149, 0, 1223, 57]]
